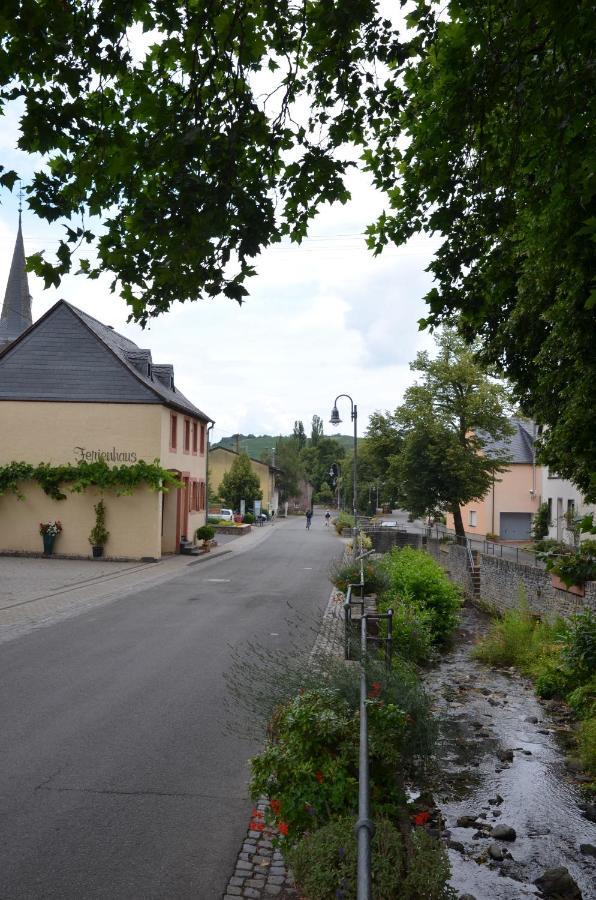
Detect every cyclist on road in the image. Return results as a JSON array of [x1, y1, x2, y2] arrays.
[[324, 510, 331, 526], [305, 508, 313, 530]]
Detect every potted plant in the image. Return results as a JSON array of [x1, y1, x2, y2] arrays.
[[88, 499, 109, 558], [541, 540, 596, 596], [195, 524, 216, 551], [39, 520, 62, 556]]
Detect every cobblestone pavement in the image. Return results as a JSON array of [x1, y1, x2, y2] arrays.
[[223, 588, 346, 899]]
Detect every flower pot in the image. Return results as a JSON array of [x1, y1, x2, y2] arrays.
[[551, 573, 585, 597], [92, 545, 104, 558], [42, 534, 55, 555]]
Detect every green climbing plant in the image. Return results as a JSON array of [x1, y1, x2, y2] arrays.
[[0, 459, 182, 501]]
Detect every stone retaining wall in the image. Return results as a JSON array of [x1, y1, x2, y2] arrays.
[[366, 529, 423, 554], [479, 553, 596, 618], [425, 537, 595, 619]]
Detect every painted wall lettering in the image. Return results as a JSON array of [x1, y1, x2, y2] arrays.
[[74, 446, 138, 463]]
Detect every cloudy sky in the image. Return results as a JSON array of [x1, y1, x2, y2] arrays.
[[0, 80, 439, 446]]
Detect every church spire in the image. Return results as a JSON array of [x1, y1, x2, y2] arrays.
[[0, 210, 33, 352]]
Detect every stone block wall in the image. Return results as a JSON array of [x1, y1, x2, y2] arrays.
[[425, 539, 475, 597], [479, 554, 596, 618], [368, 529, 423, 554]]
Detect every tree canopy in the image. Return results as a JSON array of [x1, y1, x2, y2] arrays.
[[219, 451, 262, 510], [378, 330, 513, 535], [2, 0, 594, 491]]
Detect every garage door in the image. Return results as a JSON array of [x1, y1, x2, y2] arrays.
[[500, 512, 532, 540]]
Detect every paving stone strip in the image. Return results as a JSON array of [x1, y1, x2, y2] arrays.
[[222, 588, 346, 899]]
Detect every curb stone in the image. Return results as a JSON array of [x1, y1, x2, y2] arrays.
[[222, 588, 346, 898]]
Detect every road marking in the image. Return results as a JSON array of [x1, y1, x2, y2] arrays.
[[270, 633, 279, 636], [303, 567, 313, 570], [205, 578, 231, 583]]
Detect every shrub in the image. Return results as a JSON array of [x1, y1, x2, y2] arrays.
[[379, 547, 461, 644], [88, 499, 109, 547], [287, 817, 454, 900], [577, 716, 596, 773], [287, 816, 404, 900], [562, 610, 596, 681], [532, 502, 550, 541], [377, 595, 434, 665], [243, 512, 255, 524], [250, 671, 435, 843], [195, 525, 215, 543], [333, 512, 355, 534], [473, 602, 539, 669], [540, 539, 596, 586], [328, 557, 388, 596], [485, 531, 498, 542], [346, 533, 373, 553]]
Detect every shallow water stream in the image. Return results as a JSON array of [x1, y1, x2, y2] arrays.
[[424, 604, 596, 900]]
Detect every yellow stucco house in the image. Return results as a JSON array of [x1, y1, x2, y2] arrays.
[[209, 446, 279, 515], [0, 289, 213, 559]]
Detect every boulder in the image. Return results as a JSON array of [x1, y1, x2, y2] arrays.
[[491, 824, 516, 841], [534, 867, 582, 899], [457, 815, 479, 828]]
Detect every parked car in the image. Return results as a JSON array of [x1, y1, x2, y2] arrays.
[[218, 508, 234, 521]]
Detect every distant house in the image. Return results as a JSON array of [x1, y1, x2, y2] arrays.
[[446, 418, 539, 540], [540, 469, 596, 545], [0, 294, 212, 559], [209, 446, 279, 514]]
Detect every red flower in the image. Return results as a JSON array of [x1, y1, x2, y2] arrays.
[[368, 681, 382, 699], [270, 798, 281, 815], [278, 821, 289, 836], [411, 811, 430, 826], [315, 771, 324, 783]]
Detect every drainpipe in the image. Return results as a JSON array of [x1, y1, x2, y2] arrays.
[[205, 420, 215, 523], [491, 471, 495, 535]]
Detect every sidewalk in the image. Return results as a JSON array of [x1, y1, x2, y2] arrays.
[[0, 520, 283, 644], [222, 587, 346, 899]]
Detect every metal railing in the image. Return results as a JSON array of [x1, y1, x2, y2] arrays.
[[429, 524, 546, 569], [356, 615, 374, 900]]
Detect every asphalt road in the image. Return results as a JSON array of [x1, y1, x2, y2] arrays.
[[0, 515, 341, 900]]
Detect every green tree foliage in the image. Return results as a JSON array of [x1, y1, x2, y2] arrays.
[[219, 451, 262, 510], [386, 330, 512, 535], [364, 1, 596, 498], [3, 2, 593, 491], [310, 414, 324, 445], [292, 420, 307, 451], [274, 436, 304, 502], [301, 435, 345, 496], [1, 1, 393, 320]]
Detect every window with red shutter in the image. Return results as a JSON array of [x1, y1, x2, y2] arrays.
[[192, 422, 198, 454], [183, 418, 190, 453], [170, 414, 178, 451]]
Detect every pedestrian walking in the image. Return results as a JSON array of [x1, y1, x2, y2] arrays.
[[324, 510, 331, 526], [305, 508, 313, 530]]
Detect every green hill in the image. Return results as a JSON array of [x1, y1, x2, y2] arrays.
[[212, 433, 358, 459]]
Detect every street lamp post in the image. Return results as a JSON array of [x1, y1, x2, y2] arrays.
[[330, 394, 357, 523], [329, 462, 342, 511]]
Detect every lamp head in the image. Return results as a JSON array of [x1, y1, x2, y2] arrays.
[[330, 405, 341, 426]]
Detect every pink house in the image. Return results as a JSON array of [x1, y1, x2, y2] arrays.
[[446, 418, 540, 540]]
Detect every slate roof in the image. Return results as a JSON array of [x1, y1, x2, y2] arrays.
[[0, 299, 212, 420], [481, 417, 535, 464], [0, 218, 32, 349]]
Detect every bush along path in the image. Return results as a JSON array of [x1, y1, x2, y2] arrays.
[[423, 602, 595, 900]]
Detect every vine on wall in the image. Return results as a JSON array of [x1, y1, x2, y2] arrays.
[[0, 460, 182, 501]]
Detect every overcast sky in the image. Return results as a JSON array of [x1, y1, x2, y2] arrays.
[[0, 56, 439, 446]]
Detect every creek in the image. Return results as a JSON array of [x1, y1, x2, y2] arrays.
[[423, 603, 596, 899]]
